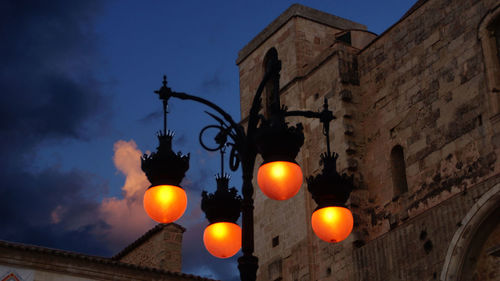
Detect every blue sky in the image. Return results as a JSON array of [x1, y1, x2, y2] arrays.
[[0, 1, 417, 280]]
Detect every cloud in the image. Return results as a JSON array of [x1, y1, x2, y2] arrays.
[[0, 1, 240, 279], [97, 140, 155, 250], [199, 69, 228, 93], [0, 0, 111, 256], [96, 139, 242, 281], [0, 0, 108, 149], [138, 110, 163, 124], [0, 165, 110, 255]]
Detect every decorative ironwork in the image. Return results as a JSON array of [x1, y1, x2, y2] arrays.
[[141, 49, 348, 281], [201, 174, 242, 224], [307, 98, 353, 209], [141, 76, 190, 188], [254, 120, 304, 164], [307, 152, 353, 209], [141, 131, 190, 187]]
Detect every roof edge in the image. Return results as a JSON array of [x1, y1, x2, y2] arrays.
[[359, 0, 429, 53], [0, 239, 215, 281], [113, 223, 185, 260], [236, 3, 367, 65]]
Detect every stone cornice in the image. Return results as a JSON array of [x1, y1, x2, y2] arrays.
[[236, 4, 366, 65]]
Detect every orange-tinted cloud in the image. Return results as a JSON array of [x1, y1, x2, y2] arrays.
[[98, 140, 155, 250]]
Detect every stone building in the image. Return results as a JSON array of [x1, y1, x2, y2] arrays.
[[0, 223, 214, 281], [237, 1, 500, 280]]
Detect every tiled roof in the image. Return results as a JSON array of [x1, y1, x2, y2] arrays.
[[0, 237, 216, 281]]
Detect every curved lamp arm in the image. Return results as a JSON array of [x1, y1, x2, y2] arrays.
[[170, 91, 244, 138]]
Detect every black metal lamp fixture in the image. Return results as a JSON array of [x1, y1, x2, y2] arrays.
[[138, 49, 354, 281], [254, 49, 305, 201], [201, 148, 243, 258], [141, 78, 190, 224], [307, 100, 354, 243]]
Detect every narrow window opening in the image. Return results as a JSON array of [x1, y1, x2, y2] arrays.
[[492, 17, 500, 63], [479, 7, 500, 116], [391, 145, 408, 198], [336, 31, 352, 45], [263, 48, 279, 118], [272, 235, 279, 247]]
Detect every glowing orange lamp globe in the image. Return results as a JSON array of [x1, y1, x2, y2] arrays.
[[143, 185, 187, 223], [203, 222, 241, 258], [257, 161, 303, 200], [311, 206, 353, 243]]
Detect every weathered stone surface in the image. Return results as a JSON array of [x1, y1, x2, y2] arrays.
[[115, 223, 185, 273], [238, 1, 500, 280]]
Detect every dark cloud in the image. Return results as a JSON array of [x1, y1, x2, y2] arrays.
[[173, 132, 188, 147], [0, 1, 242, 280], [183, 155, 219, 192], [0, 0, 106, 145], [0, 166, 111, 256], [0, 0, 110, 256], [199, 69, 227, 93], [138, 109, 162, 124]]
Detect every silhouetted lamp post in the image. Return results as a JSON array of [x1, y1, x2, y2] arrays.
[[139, 49, 354, 281]]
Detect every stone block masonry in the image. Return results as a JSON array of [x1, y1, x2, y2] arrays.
[[237, 1, 500, 280]]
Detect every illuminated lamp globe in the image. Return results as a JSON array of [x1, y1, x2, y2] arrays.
[[311, 206, 353, 243], [257, 161, 303, 200], [143, 185, 187, 223], [203, 222, 241, 258]]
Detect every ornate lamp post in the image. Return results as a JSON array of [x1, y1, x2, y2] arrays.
[[140, 48, 354, 281]]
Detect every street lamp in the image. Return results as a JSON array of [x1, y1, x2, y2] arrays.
[[139, 48, 354, 281], [141, 130, 189, 224]]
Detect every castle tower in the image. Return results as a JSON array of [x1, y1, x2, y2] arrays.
[[238, 1, 500, 280], [237, 4, 375, 280]]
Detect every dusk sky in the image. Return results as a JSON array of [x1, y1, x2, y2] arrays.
[[1, 1, 417, 280]]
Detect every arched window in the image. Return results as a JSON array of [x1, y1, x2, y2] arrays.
[[391, 145, 408, 197], [440, 184, 500, 280], [494, 18, 500, 61], [262, 48, 279, 118], [478, 5, 500, 115]]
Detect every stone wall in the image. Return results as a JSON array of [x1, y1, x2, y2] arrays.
[[116, 223, 184, 272], [237, 0, 500, 280], [237, 6, 370, 280], [357, 0, 499, 240], [351, 176, 500, 281]]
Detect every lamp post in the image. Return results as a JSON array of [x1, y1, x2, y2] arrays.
[[140, 48, 354, 281]]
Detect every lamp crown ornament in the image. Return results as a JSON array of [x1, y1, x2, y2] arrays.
[[254, 120, 304, 164], [306, 152, 354, 209], [141, 131, 190, 187], [201, 173, 242, 224], [142, 77, 190, 188]]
